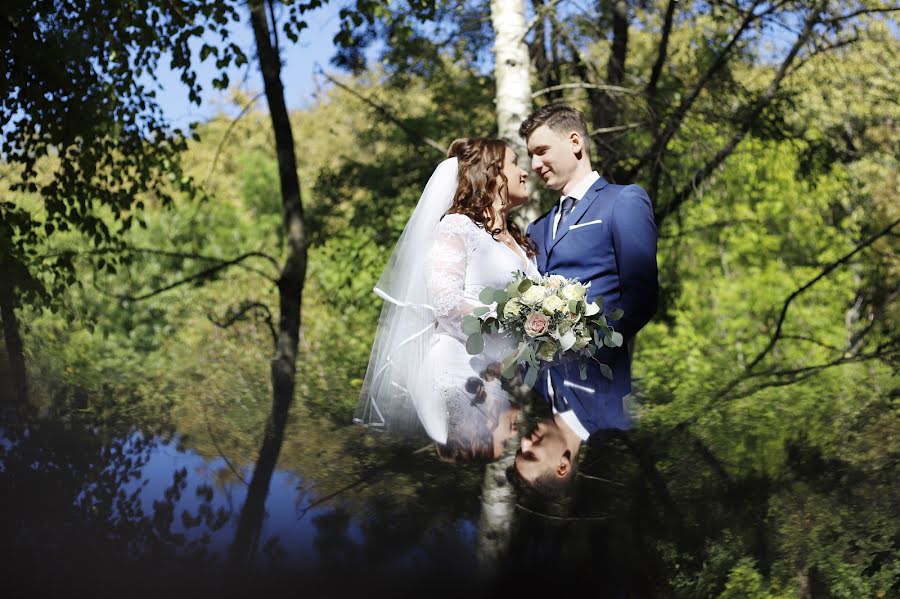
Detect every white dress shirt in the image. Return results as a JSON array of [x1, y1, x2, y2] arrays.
[[552, 170, 601, 238]]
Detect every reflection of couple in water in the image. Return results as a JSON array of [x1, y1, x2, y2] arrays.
[[355, 103, 659, 490]]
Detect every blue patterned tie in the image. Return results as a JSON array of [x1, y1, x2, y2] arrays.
[[556, 196, 576, 238]]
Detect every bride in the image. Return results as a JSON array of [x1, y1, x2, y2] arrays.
[[354, 137, 540, 462]]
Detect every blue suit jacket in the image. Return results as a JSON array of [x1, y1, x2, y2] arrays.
[[526, 177, 659, 433]]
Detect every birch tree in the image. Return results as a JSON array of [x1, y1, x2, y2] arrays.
[[490, 0, 539, 222]]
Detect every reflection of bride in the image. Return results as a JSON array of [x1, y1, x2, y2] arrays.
[[355, 138, 540, 462]]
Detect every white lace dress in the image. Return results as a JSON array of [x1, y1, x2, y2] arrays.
[[423, 213, 540, 443]]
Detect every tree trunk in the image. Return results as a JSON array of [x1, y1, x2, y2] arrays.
[[0, 278, 28, 405], [597, 0, 629, 175], [230, 0, 308, 572], [490, 0, 539, 222], [476, 446, 517, 571], [0, 221, 28, 405], [529, 0, 562, 101]]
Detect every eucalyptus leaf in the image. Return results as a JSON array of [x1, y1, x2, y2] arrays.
[[524, 365, 538, 389], [506, 281, 521, 298], [608, 307, 624, 320], [579, 363, 588, 380], [493, 290, 509, 304], [502, 361, 517, 379], [517, 278, 533, 293], [466, 333, 484, 355], [472, 306, 490, 317], [599, 363, 613, 380], [479, 287, 496, 304], [610, 331, 624, 347], [461, 315, 482, 335]]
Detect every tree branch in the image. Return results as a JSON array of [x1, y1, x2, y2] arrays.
[[589, 122, 642, 136], [316, 66, 446, 155], [266, 0, 280, 57], [722, 218, 900, 392], [95, 251, 282, 301], [204, 92, 264, 188], [823, 5, 900, 25], [725, 349, 898, 401], [531, 82, 640, 98], [646, 0, 677, 101], [523, 0, 564, 37], [208, 300, 278, 349], [658, 218, 758, 239], [658, 3, 825, 226]]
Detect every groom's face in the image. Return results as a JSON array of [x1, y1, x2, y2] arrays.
[[526, 124, 581, 192]]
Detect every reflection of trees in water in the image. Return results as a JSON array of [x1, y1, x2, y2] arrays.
[[504, 421, 899, 597], [0, 418, 231, 595]]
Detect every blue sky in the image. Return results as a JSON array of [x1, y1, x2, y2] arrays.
[[151, 2, 348, 128]]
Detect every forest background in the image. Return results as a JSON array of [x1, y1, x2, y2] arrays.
[[2, 1, 898, 596]]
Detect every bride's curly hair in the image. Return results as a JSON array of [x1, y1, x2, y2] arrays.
[[446, 138, 537, 258]]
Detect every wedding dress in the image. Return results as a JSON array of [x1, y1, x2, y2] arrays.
[[354, 158, 539, 444]]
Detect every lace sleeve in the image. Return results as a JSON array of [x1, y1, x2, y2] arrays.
[[426, 215, 480, 337]]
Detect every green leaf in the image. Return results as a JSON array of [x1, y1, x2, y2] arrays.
[[608, 307, 624, 320], [506, 281, 521, 298], [579, 363, 588, 380], [523, 365, 538, 389], [501, 360, 517, 379], [517, 278, 533, 293], [599, 363, 613, 380], [493, 290, 509, 304], [479, 287, 497, 304], [472, 306, 490, 317], [466, 333, 484, 355], [610, 331, 624, 347], [462, 315, 482, 335]]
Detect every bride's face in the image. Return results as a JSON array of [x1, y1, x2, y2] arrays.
[[499, 146, 529, 209]]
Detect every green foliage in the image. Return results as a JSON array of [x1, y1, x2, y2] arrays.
[[3, 3, 897, 594], [716, 558, 770, 599]]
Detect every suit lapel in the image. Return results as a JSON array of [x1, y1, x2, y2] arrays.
[[548, 176, 609, 253], [543, 204, 558, 268]]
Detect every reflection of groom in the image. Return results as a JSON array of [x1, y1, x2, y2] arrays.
[[515, 103, 658, 491]]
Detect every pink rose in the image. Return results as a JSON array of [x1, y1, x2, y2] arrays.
[[524, 311, 549, 336]]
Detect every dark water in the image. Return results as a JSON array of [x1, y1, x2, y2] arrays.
[[2, 401, 897, 599], [0, 415, 493, 597]]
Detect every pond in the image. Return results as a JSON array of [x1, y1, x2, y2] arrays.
[[1, 392, 896, 598]]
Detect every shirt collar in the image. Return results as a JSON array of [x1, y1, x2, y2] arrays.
[[559, 170, 601, 204], [553, 406, 591, 441]]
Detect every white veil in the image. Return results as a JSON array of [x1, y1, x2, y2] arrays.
[[353, 157, 459, 444]]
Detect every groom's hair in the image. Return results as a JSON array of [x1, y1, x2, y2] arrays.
[[519, 103, 591, 158]]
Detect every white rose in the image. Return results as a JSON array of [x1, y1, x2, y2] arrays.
[[503, 300, 524, 318], [536, 341, 557, 362], [520, 284, 548, 305], [545, 274, 567, 290], [573, 332, 591, 351], [541, 295, 566, 315], [560, 283, 587, 301]]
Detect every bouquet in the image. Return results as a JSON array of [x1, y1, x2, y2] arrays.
[[462, 271, 624, 389]]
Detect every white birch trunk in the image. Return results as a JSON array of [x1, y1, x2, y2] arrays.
[[476, 443, 517, 571], [490, 0, 539, 223]]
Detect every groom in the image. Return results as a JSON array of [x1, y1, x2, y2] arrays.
[[514, 103, 658, 491]]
